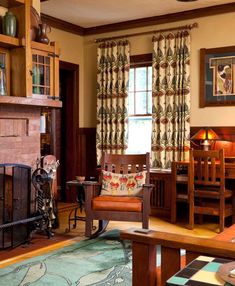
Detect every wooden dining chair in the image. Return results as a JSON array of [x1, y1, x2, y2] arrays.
[[188, 149, 235, 232], [83, 153, 153, 238], [171, 161, 190, 224]]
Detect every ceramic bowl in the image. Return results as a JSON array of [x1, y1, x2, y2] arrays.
[[76, 176, 85, 182]]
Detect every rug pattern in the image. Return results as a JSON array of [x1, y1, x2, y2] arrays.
[[0, 230, 132, 286]]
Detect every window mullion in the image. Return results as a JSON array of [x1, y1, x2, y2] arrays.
[[134, 67, 136, 114], [146, 67, 148, 114]]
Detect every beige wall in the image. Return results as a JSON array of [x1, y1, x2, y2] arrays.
[[32, 0, 40, 14], [83, 12, 235, 128], [49, 28, 84, 127], [46, 11, 235, 128]]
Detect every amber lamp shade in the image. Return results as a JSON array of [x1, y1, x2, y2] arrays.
[[190, 127, 220, 150]]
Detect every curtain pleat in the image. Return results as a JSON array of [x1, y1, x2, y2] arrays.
[[96, 40, 130, 164], [151, 31, 191, 169]]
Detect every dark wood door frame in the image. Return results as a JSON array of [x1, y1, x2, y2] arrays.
[[51, 61, 79, 200], [61, 60, 79, 178]]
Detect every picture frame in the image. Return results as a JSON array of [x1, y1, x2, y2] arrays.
[[199, 46, 235, 107]]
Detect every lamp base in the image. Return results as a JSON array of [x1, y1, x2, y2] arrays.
[[201, 140, 210, 151]]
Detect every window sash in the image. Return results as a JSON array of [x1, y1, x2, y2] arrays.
[[129, 65, 152, 116]]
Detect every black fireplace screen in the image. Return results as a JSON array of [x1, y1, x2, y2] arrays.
[[0, 164, 31, 249]]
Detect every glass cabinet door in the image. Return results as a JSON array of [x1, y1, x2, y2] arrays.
[[32, 49, 54, 98], [0, 48, 10, 96]]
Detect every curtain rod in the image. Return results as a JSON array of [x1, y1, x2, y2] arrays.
[[94, 22, 198, 43]]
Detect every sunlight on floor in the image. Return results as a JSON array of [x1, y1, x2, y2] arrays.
[[57, 202, 219, 240]]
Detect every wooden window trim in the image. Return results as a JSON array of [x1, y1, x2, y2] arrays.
[[130, 53, 152, 68]]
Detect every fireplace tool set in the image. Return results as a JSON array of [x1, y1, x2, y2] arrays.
[[31, 160, 59, 238], [0, 158, 59, 249]]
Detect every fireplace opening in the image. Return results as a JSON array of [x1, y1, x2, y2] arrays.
[[0, 164, 31, 249]]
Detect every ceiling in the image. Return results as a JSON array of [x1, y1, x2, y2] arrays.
[[41, 0, 235, 29]]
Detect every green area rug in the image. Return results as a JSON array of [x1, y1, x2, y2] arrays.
[[0, 230, 132, 286]]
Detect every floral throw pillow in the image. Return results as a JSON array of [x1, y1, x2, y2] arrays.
[[100, 170, 147, 197]]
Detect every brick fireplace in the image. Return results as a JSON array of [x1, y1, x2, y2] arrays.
[[0, 104, 41, 247], [0, 104, 41, 169], [0, 163, 31, 248], [0, 102, 61, 248]]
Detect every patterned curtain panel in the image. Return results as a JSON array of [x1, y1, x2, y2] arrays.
[[96, 40, 130, 164], [151, 31, 191, 169]]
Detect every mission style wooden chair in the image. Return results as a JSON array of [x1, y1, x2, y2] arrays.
[[171, 160, 190, 224], [188, 149, 235, 232], [83, 153, 153, 238]]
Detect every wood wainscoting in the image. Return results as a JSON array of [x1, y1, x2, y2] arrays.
[[77, 128, 97, 179], [65, 127, 96, 202]]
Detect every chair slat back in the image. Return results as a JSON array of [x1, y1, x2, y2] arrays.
[[101, 153, 150, 183], [189, 149, 225, 190]]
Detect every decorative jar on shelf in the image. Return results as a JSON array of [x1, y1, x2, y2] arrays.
[[2, 11, 17, 37], [37, 23, 51, 44]]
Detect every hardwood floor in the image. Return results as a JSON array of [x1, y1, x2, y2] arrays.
[[0, 202, 221, 268]]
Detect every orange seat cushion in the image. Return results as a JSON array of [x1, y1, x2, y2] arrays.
[[92, 196, 142, 212]]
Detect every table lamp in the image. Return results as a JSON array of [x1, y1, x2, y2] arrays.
[[190, 127, 220, 151]]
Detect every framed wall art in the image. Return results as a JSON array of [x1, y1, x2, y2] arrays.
[[199, 46, 235, 107]]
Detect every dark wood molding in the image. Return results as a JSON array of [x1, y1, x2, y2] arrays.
[[0, 95, 62, 108], [77, 127, 96, 135], [52, 60, 79, 200], [84, 2, 235, 35], [130, 53, 152, 67], [59, 61, 79, 71], [60, 60, 79, 180], [41, 13, 85, 36], [41, 3, 235, 37]]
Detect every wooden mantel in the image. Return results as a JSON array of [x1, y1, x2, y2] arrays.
[[0, 95, 62, 108]]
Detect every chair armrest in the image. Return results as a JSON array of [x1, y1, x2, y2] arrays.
[[83, 181, 101, 198], [121, 228, 235, 286], [142, 184, 154, 216], [142, 184, 154, 197]]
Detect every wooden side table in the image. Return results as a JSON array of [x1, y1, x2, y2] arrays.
[[65, 180, 86, 232]]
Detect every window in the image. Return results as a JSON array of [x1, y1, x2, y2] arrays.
[[127, 54, 152, 154]]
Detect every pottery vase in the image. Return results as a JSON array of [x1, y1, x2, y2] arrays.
[[37, 23, 51, 44], [2, 11, 17, 37]]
